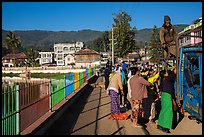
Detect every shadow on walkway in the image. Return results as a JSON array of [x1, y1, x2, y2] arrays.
[[44, 76, 98, 135]]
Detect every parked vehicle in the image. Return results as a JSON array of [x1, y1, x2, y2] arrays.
[[175, 17, 202, 123]]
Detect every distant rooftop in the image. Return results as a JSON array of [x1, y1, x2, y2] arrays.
[[75, 48, 100, 55], [3, 53, 27, 59]]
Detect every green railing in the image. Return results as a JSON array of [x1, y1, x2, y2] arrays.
[[2, 83, 20, 135]]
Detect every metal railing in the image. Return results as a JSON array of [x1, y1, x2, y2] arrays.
[[2, 67, 95, 135]]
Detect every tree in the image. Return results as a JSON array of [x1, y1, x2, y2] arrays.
[[87, 37, 103, 52], [25, 48, 39, 67], [110, 11, 136, 58], [2, 46, 10, 57], [4, 31, 21, 54], [86, 31, 110, 53], [102, 31, 110, 52], [148, 25, 163, 64], [3, 31, 22, 67]]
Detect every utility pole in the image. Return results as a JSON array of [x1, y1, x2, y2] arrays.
[[110, 26, 117, 68], [112, 27, 114, 68]]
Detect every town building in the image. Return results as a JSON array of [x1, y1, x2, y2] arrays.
[[2, 53, 27, 67], [178, 17, 202, 47], [64, 54, 75, 66], [100, 52, 111, 67], [39, 52, 54, 65], [54, 42, 84, 66], [75, 48, 101, 68]]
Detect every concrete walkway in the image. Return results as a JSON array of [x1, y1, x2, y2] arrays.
[[44, 75, 202, 135]]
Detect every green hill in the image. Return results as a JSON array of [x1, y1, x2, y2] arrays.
[[2, 24, 188, 52], [2, 29, 104, 52]]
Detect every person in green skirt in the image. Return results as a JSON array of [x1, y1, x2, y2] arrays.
[[157, 67, 177, 133]]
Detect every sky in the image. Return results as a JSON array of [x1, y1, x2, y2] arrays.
[[2, 2, 202, 31]]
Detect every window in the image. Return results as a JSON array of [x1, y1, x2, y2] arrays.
[[58, 47, 63, 51], [42, 59, 47, 63], [57, 54, 63, 58], [76, 47, 81, 50], [57, 58, 63, 60], [185, 37, 187, 43], [58, 61, 64, 64], [180, 38, 183, 44], [70, 47, 74, 51], [47, 54, 51, 57], [41, 54, 46, 58], [63, 47, 69, 51], [197, 30, 202, 37]]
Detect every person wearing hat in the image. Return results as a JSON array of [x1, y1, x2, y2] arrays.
[[160, 15, 178, 60]]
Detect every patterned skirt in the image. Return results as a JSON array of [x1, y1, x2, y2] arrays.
[[131, 99, 142, 120], [109, 89, 120, 114]]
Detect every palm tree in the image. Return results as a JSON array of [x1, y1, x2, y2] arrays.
[[4, 31, 21, 54], [3, 31, 21, 67]]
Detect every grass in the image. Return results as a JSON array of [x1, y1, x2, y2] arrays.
[[2, 72, 70, 79], [31, 73, 67, 78], [2, 73, 19, 77]]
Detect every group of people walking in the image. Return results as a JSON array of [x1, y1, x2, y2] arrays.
[[103, 61, 177, 133]]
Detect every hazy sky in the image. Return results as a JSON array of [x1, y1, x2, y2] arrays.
[[2, 2, 202, 31]]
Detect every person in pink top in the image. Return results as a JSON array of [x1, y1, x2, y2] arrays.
[[128, 67, 151, 127]]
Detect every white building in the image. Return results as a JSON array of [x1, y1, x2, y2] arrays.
[[178, 17, 202, 47], [100, 52, 111, 67], [64, 54, 75, 66], [54, 42, 84, 66], [39, 52, 54, 65]]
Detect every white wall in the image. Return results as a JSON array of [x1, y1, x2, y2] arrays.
[[54, 42, 84, 66]]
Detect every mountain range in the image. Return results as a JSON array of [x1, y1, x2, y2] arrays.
[[2, 24, 188, 52]]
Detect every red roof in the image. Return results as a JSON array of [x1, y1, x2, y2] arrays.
[[3, 53, 27, 59], [75, 48, 100, 55]]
